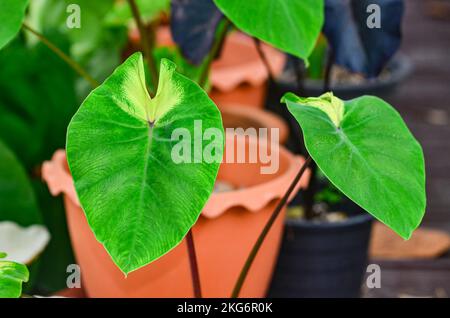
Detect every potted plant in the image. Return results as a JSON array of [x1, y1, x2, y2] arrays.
[[259, 0, 419, 297], [265, 92, 426, 298], [38, 0, 320, 297], [1, 0, 425, 300]]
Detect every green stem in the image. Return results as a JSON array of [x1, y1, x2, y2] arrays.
[[22, 23, 99, 89], [127, 0, 158, 96], [231, 156, 312, 298], [198, 19, 231, 88]]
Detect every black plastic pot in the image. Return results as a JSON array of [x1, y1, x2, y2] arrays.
[[300, 54, 412, 100], [268, 206, 373, 298]]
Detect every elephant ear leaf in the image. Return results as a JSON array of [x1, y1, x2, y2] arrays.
[[171, 0, 224, 65], [323, 0, 404, 77], [214, 0, 324, 62], [66, 53, 224, 274], [283, 93, 426, 239], [0, 253, 29, 298], [0, 0, 29, 50]]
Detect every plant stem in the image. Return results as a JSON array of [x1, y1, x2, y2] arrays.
[[292, 58, 305, 96], [127, 0, 158, 96], [253, 37, 307, 154], [304, 48, 336, 219], [22, 23, 99, 89], [323, 48, 335, 93], [186, 229, 202, 298], [231, 156, 312, 298], [253, 37, 275, 84], [198, 19, 230, 88], [303, 162, 318, 219]]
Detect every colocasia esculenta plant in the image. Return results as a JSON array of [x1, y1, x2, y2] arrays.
[[0, 0, 425, 298]]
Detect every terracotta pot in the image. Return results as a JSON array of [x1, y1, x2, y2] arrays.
[[221, 105, 289, 145], [209, 32, 286, 109], [129, 27, 286, 109], [42, 135, 309, 298]]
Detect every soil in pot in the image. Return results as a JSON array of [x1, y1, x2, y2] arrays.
[[42, 134, 309, 298]]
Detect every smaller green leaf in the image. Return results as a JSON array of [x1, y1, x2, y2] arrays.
[[284, 93, 426, 239], [0, 252, 6, 259], [0, 0, 29, 50], [0, 258, 29, 298]]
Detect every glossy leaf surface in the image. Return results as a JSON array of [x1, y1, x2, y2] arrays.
[[214, 0, 324, 61], [67, 53, 223, 274], [284, 93, 426, 239]]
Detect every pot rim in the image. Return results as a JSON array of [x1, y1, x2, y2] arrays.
[[285, 212, 373, 229], [211, 32, 286, 92], [42, 134, 309, 219], [279, 54, 412, 93]]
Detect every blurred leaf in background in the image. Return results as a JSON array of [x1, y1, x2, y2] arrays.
[[105, 0, 170, 26], [0, 140, 41, 226], [0, 34, 77, 293], [0, 0, 29, 50], [0, 35, 77, 168], [214, 0, 324, 62], [28, 0, 128, 98], [0, 140, 43, 292], [171, 0, 223, 65], [323, 0, 404, 77]]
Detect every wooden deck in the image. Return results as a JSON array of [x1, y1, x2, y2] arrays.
[[365, 0, 450, 298], [391, 0, 450, 232]]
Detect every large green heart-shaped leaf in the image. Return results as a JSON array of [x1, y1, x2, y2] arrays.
[[0, 253, 29, 298], [214, 0, 324, 61], [0, 0, 29, 50], [283, 93, 426, 239], [67, 53, 224, 274]]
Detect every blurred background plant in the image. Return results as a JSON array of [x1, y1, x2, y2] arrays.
[[0, 0, 169, 294]]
